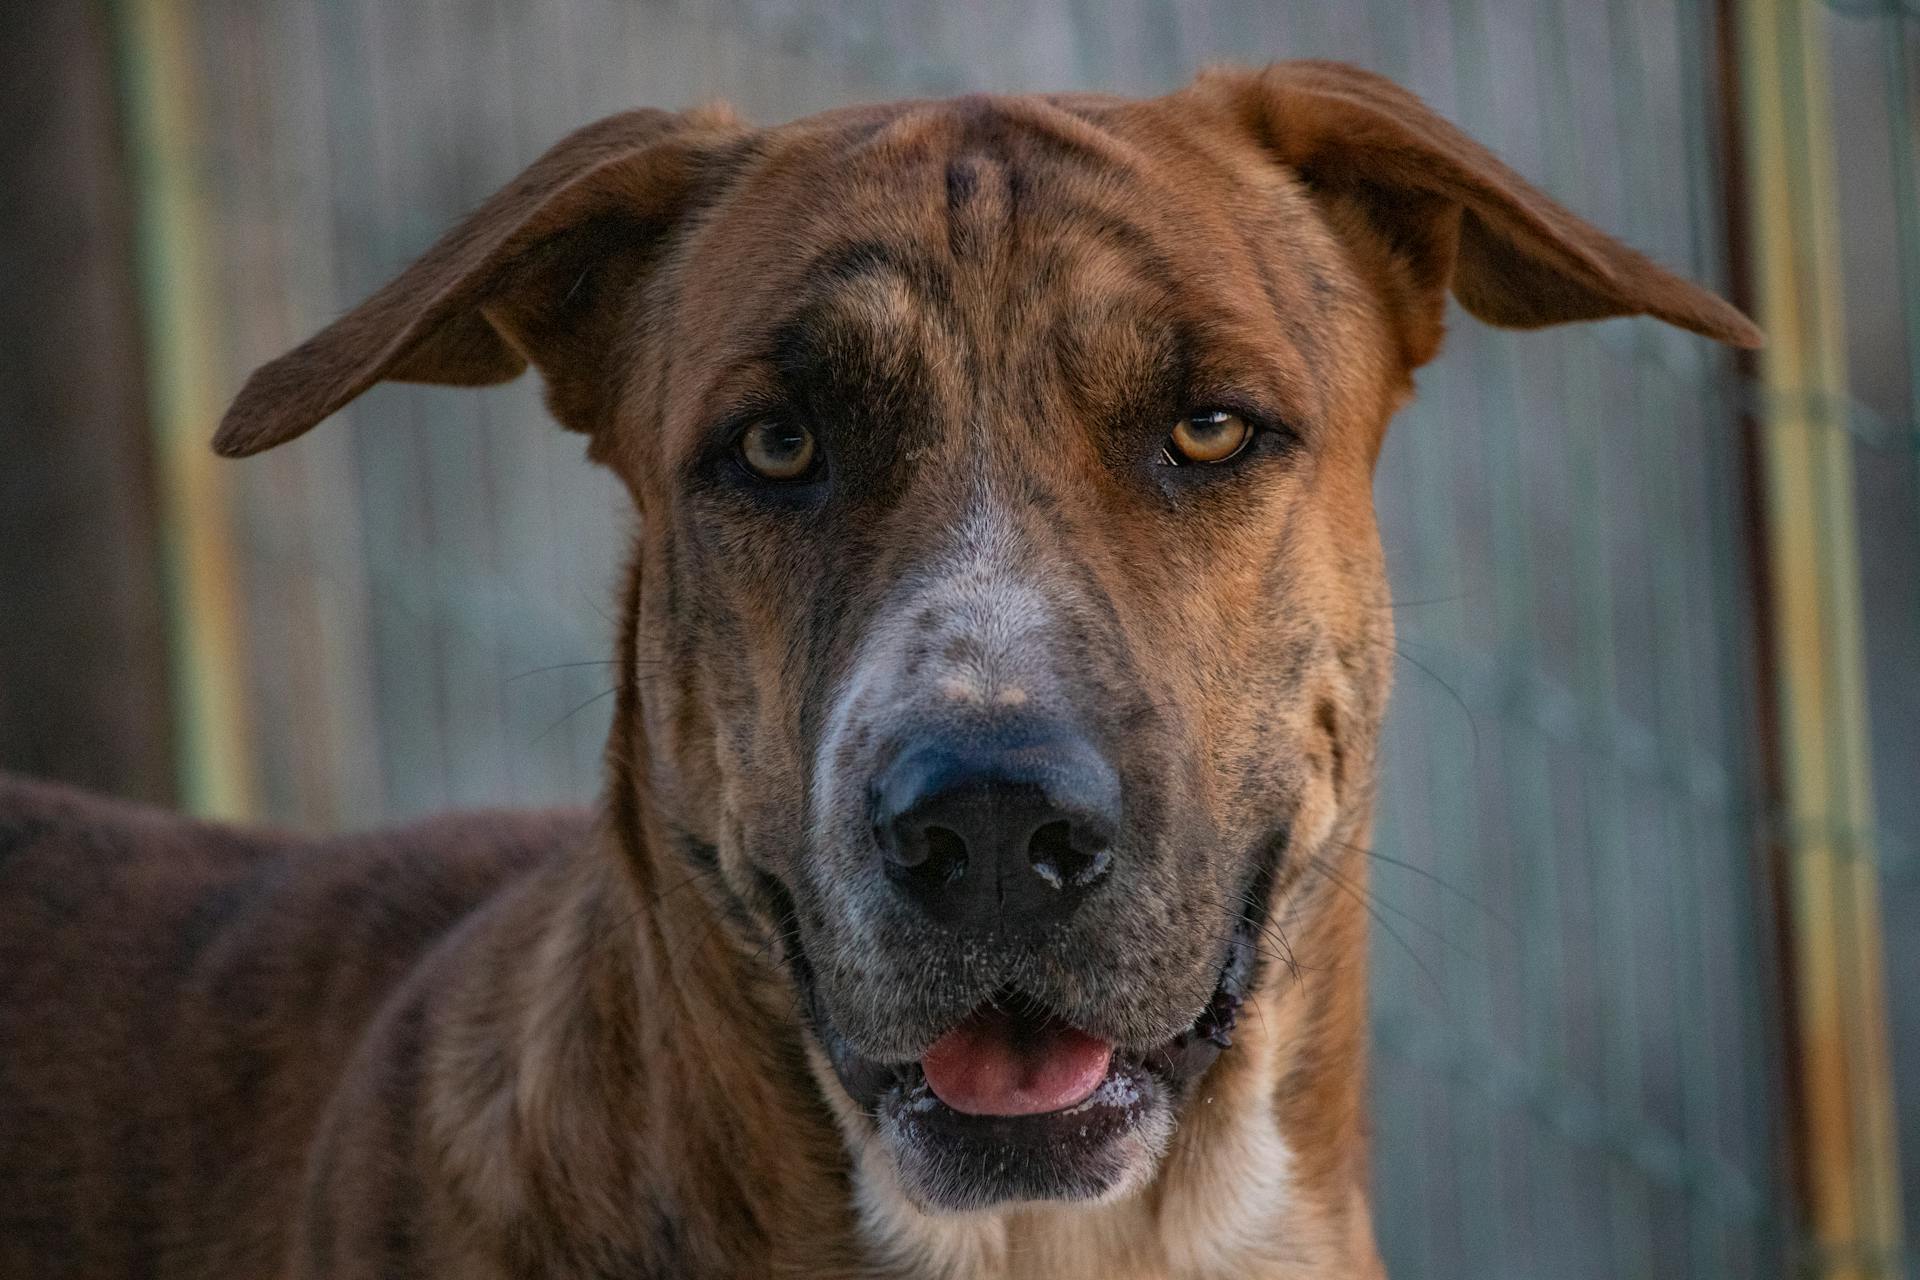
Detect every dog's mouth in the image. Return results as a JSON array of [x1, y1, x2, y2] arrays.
[[816, 949, 1251, 1120], [790, 856, 1270, 1211]]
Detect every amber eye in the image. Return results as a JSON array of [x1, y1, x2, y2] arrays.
[[1164, 409, 1253, 465], [738, 420, 818, 481]]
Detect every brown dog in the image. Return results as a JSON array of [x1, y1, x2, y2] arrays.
[[0, 62, 1757, 1279]]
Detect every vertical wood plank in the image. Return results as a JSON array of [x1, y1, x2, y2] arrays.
[[110, 0, 257, 818], [1737, 0, 1904, 1272]]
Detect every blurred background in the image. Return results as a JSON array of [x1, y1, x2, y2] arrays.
[[1, 0, 1913, 1276]]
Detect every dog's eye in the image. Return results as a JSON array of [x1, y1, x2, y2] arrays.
[[738, 420, 818, 481], [1162, 410, 1252, 465]]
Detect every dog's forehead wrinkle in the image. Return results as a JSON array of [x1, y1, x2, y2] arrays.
[[942, 148, 1017, 264], [784, 120, 1174, 309]]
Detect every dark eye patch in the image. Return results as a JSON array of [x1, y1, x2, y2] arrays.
[[767, 310, 918, 421], [692, 259, 943, 504]]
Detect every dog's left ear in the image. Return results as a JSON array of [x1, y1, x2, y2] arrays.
[[1195, 61, 1762, 366], [214, 105, 749, 457]]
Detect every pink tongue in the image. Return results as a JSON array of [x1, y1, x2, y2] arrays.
[[920, 1008, 1114, 1116]]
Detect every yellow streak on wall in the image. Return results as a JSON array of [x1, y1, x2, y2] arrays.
[[1739, 0, 1902, 1273], [112, 0, 257, 819]]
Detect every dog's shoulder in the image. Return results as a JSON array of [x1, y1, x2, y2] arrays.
[[0, 776, 595, 1041], [0, 775, 594, 1277], [0, 771, 267, 946], [0, 769, 192, 860]]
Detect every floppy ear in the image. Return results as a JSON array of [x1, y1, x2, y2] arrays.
[[214, 105, 748, 457], [1199, 61, 1761, 365]]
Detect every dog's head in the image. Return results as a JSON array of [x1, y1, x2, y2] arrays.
[[220, 63, 1757, 1214]]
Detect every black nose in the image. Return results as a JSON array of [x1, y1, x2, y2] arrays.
[[870, 722, 1121, 931]]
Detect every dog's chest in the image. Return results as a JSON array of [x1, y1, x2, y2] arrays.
[[846, 1097, 1304, 1280]]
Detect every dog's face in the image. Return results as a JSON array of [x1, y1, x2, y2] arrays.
[[217, 64, 1757, 1214], [636, 94, 1400, 1210]]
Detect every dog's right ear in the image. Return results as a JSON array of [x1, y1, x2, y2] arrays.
[[214, 106, 748, 458]]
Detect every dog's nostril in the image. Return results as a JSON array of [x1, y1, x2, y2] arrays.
[[924, 826, 968, 883], [1029, 819, 1073, 883], [881, 821, 968, 891], [1028, 818, 1111, 890]]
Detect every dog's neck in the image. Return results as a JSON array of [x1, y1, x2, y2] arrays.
[[421, 819, 865, 1276]]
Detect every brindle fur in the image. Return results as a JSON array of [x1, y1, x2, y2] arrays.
[[0, 62, 1757, 1279]]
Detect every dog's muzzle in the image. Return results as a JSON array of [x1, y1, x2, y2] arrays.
[[782, 717, 1277, 1209]]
